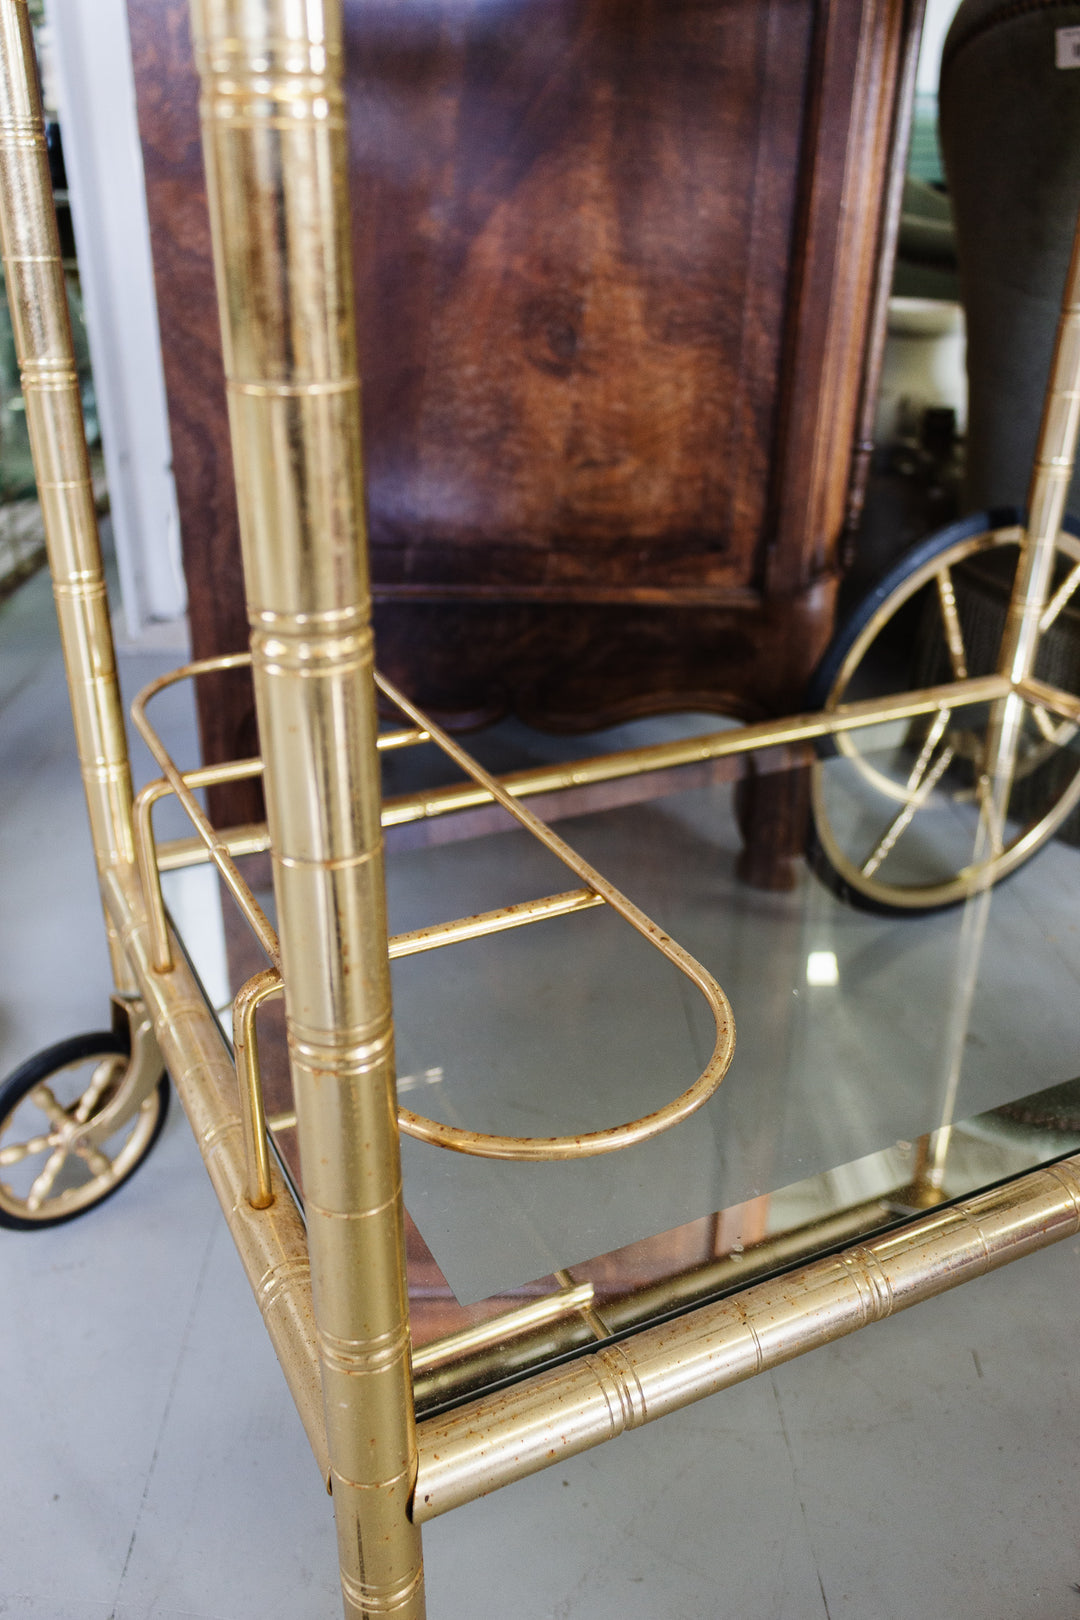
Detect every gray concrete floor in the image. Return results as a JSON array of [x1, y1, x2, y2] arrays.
[[4, 562, 1080, 1620]]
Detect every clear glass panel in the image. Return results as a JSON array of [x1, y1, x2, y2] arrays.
[[160, 711, 1080, 1412]]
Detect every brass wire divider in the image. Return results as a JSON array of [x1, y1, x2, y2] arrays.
[[130, 648, 1080, 1192], [3, 0, 1080, 1613], [142, 667, 1080, 874], [131, 653, 737, 1167]]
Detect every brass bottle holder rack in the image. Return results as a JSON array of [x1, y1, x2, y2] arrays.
[[4, 0, 1080, 1613], [130, 652, 1076, 1197], [130, 650, 738, 1168]]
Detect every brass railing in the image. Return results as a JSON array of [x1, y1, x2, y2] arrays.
[[3, 0, 1080, 1616]]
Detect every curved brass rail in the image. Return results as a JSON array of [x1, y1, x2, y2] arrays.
[[130, 656, 737, 1162], [375, 672, 736, 1160]]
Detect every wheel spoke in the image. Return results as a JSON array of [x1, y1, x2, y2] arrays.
[[1031, 702, 1078, 749], [73, 1142, 113, 1178], [862, 742, 955, 877], [1039, 560, 1080, 633], [974, 772, 1005, 859], [936, 568, 969, 681], [0, 1132, 54, 1167], [27, 1145, 71, 1210], [72, 1055, 125, 1124], [813, 528, 1080, 907], [904, 707, 950, 793], [862, 708, 951, 878], [29, 1083, 71, 1131]]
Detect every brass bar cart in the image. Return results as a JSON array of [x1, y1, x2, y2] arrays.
[[3, 0, 1080, 1614]]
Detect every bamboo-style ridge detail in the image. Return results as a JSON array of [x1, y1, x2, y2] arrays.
[[101, 862, 329, 1483], [189, 1, 425, 1614], [132, 657, 738, 1162], [80, 856, 1080, 1546], [0, 0, 136, 993], [4, 0, 1080, 1607], [1012, 220, 1080, 685], [971, 187, 1080, 876], [412, 1155, 1080, 1519]]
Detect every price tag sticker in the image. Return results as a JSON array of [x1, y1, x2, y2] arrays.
[[1056, 25, 1080, 66]]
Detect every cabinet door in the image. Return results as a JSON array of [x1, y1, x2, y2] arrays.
[[129, 0, 909, 790]]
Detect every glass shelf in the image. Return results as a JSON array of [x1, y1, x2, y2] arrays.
[[160, 712, 1080, 1416]]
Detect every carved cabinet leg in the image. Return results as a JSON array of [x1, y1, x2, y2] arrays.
[[734, 748, 812, 892]]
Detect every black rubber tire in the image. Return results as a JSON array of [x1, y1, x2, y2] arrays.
[[0, 1031, 169, 1230], [806, 508, 1022, 723]]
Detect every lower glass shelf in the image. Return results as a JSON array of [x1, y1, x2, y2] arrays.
[[160, 712, 1080, 1417]]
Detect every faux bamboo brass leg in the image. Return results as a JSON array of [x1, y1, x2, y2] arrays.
[[0, 0, 169, 1204], [1006, 217, 1080, 688], [980, 211, 1080, 843], [0, 0, 136, 996], [189, 3, 424, 1614], [806, 199, 1080, 909]]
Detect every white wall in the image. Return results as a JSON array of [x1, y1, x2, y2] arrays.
[[41, 0, 187, 644], [918, 0, 962, 94]]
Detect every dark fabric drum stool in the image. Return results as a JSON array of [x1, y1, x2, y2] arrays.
[[939, 0, 1080, 516]]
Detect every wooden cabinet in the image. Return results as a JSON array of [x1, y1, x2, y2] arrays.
[[127, 0, 913, 818]]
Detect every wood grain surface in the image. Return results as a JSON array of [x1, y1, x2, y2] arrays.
[[127, 0, 910, 822]]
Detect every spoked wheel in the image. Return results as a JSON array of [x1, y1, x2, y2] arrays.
[[808, 512, 1080, 911], [0, 1031, 169, 1229]]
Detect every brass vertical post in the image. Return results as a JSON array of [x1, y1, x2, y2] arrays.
[[0, 0, 136, 993], [189, 4, 425, 1616], [983, 214, 1080, 851], [1003, 215, 1080, 687]]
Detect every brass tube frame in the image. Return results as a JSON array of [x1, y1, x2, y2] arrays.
[[978, 209, 1080, 857], [137, 660, 1016, 860], [232, 968, 280, 1210], [231, 890, 606, 1209], [377, 672, 1014, 830], [410, 1283, 598, 1376], [157, 821, 272, 872], [131, 658, 421, 970], [1018, 673, 1080, 724], [134, 759, 270, 972], [0, 0, 166, 1161], [133, 656, 1018, 903], [0, 0, 334, 1420], [412, 1155, 1080, 1520], [100, 864, 330, 1485], [389, 888, 604, 958], [140, 682, 737, 1156], [147, 661, 1080, 881], [8, 0, 1080, 1605], [189, 4, 425, 1614], [1005, 218, 1080, 689], [0, 0, 136, 996], [138, 655, 1078, 1174]]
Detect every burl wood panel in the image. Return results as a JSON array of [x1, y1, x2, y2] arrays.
[[348, 0, 805, 595], [127, 0, 909, 797]]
